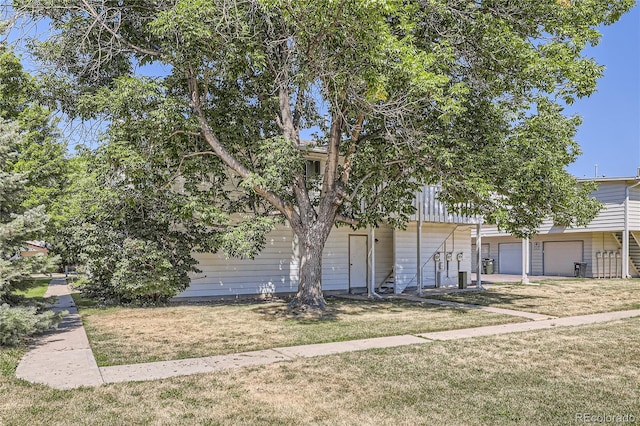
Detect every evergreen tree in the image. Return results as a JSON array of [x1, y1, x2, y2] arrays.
[[0, 44, 65, 345], [0, 120, 61, 346]]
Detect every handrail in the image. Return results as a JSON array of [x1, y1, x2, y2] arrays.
[[419, 226, 459, 290], [400, 226, 459, 291], [629, 231, 640, 276], [376, 267, 395, 291]]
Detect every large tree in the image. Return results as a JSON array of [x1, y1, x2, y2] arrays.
[[0, 44, 66, 344], [11, 0, 628, 308], [0, 43, 68, 242], [0, 119, 63, 346]]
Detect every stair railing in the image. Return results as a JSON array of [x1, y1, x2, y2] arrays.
[[397, 226, 459, 293], [376, 267, 395, 292]]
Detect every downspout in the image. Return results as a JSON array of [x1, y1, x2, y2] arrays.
[[476, 220, 483, 289], [368, 226, 383, 299], [623, 179, 640, 278], [417, 190, 423, 296]]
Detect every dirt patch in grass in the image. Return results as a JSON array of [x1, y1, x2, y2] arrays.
[[2, 318, 639, 425], [80, 298, 523, 366], [432, 279, 640, 317]]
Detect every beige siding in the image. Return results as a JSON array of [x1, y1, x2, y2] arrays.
[[395, 223, 472, 290], [482, 236, 522, 274], [373, 225, 395, 286], [177, 222, 395, 298], [589, 232, 629, 278], [479, 181, 638, 237], [178, 224, 297, 298], [322, 226, 369, 292], [531, 234, 591, 276], [320, 223, 394, 291], [573, 182, 625, 232]]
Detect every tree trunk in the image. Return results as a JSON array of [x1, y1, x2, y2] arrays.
[[289, 230, 328, 310], [287, 114, 342, 311]]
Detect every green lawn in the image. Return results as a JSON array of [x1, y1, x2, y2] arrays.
[[1, 318, 638, 425], [12, 278, 51, 299]]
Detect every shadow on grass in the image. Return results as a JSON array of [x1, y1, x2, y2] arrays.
[[12, 278, 51, 299], [70, 293, 100, 309], [251, 296, 471, 324], [74, 289, 506, 329], [428, 286, 555, 311]]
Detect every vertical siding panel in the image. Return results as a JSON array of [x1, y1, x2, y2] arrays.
[[394, 223, 418, 291], [395, 223, 473, 290], [373, 225, 394, 286]]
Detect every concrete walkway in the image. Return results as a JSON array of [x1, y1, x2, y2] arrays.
[[15, 279, 103, 389], [15, 280, 640, 389]]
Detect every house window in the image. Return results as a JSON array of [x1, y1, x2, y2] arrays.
[[306, 160, 321, 179]]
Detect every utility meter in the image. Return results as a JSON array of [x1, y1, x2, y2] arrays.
[[434, 252, 441, 261], [596, 252, 602, 258], [456, 252, 463, 261], [446, 252, 452, 262]]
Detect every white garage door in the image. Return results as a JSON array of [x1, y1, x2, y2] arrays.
[[498, 243, 522, 274], [543, 241, 583, 276]]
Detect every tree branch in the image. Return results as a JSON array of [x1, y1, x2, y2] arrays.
[[79, 0, 162, 58], [187, 68, 298, 224], [304, 0, 347, 60], [336, 214, 359, 226], [347, 159, 410, 201], [339, 113, 365, 187], [320, 112, 343, 203], [161, 150, 216, 190]]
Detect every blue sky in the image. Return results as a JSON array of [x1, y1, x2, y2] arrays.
[[6, 6, 638, 177], [565, 4, 640, 178]]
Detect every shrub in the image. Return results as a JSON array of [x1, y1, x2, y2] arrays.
[[78, 236, 192, 304], [0, 304, 64, 347], [110, 238, 189, 303]]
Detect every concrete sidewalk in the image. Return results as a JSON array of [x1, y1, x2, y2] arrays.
[[15, 279, 640, 389], [419, 309, 640, 340], [100, 335, 428, 384], [15, 279, 104, 389]]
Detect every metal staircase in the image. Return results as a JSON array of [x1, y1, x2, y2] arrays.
[[612, 232, 640, 276]]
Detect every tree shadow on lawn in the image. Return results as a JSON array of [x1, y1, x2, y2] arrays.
[[251, 296, 473, 324], [432, 286, 557, 312]]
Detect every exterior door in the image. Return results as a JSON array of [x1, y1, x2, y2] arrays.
[[498, 242, 522, 274], [543, 241, 583, 276], [349, 235, 368, 292]]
